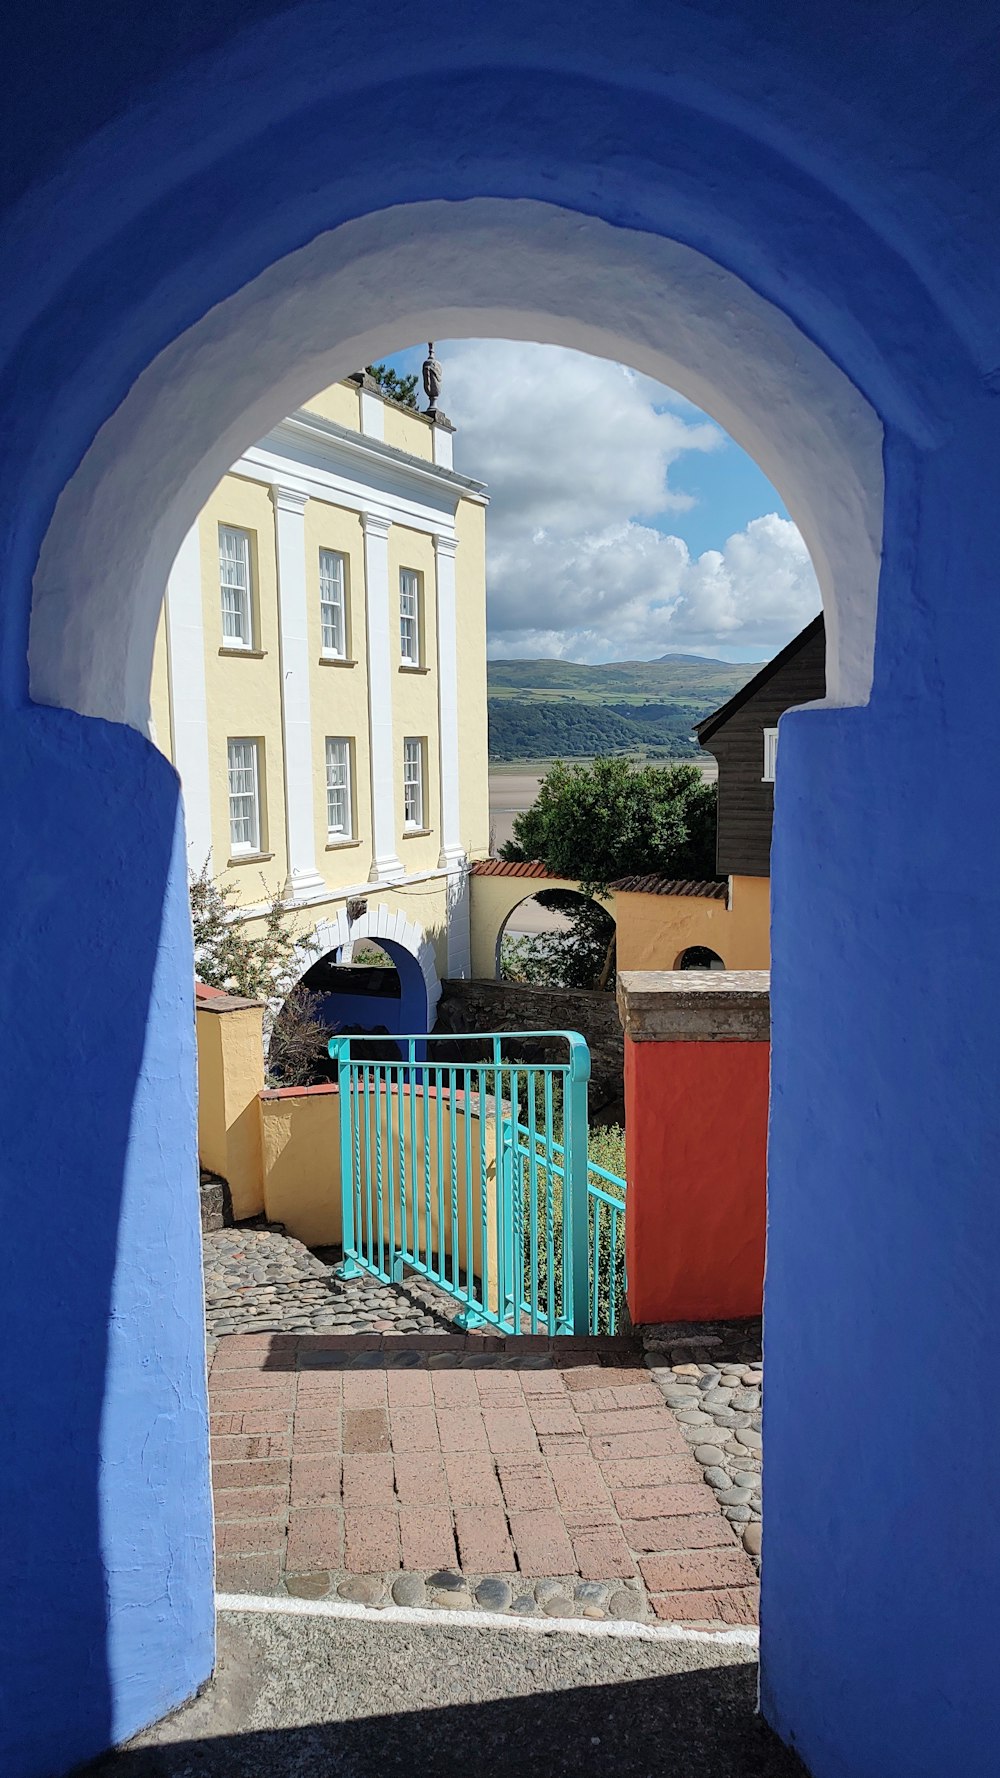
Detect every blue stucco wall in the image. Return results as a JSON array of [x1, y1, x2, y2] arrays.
[[0, 714, 214, 1774], [1, 4, 999, 1774]]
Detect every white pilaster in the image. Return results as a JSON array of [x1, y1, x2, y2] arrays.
[[164, 523, 214, 872], [433, 531, 470, 976], [271, 485, 326, 899], [431, 422, 454, 470], [444, 866, 472, 980], [362, 512, 404, 882], [434, 534, 464, 871], [359, 387, 385, 440]]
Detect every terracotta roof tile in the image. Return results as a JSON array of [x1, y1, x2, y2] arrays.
[[470, 860, 726, 901], [610, 875, 727, 900], [470, 859, 559, 879]]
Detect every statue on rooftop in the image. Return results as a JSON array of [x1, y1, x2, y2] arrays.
[[422, 342, 442, 416]]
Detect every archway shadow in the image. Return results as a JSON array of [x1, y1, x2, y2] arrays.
[[86, 1639, 807, 1777]]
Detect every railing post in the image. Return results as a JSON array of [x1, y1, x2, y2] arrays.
[[565, 1032, 591, 1335], [500, 1115, 515, 1323], [330, 1036, 363, 1280]]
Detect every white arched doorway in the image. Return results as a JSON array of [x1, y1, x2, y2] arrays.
[[299, 906, 441, 1025]]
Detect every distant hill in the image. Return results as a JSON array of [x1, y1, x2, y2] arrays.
[[654, 650, 735, 665], [487, 654, 759, 762]]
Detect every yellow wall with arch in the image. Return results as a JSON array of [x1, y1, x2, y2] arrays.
[[470, 871, 771, 981], [615, 876, 770, 971]]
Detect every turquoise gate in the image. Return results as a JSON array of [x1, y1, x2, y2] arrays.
[[329, 1031, 626, 1336]]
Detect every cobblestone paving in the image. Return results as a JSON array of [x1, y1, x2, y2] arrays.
[[641, 1320, 763, 1566], [203, 1222, 461, 1354], [210, 1331, 758, 1628]]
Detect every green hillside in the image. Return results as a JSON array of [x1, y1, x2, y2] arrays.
[[487, 653, 759, 762]]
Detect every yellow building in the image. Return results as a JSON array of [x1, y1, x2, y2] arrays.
[[149, 370, 490, 1024]]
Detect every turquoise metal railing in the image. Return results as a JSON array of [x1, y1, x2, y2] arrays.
[[506, 1120, 628, 1336], [328, 1030, 625, 1336]]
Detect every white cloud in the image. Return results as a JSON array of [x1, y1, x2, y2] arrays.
[[440, 340, 821, 662]]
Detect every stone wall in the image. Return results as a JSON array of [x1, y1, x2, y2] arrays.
[[433, 978, 624, 1125]]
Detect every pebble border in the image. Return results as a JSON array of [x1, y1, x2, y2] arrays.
[[277, 1568, 652, 1623], [640, 1319, 763, 1566]]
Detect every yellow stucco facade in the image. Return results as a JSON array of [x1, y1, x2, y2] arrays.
[[614, 874, 771, 971], [194, 990, 266, 1220], [150, 373, 490, 1006], [468, 868, 771, 982]]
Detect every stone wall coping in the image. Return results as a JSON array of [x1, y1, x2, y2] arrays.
[[617, 969, 770, 1042], [194, 990, 265, 1014], [259, 1079, 475, 1105]]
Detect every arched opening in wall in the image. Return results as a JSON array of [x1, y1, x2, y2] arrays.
[[497, 888, 617, 993], [271, 936, 430, 1083], [676, 945, 726, 970], [33, 202, 877, 1100], [25, 195, 887, 1715]]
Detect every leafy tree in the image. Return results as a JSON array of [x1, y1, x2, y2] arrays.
[[365, 362, 419, 408], [501, 894, 617, 993], [501, 756, 717, 893], [499, 757, 718, 991]]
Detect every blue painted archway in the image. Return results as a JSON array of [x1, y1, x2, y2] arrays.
[[2, 8, 1000, 1777], [305, 940, 426, 1055]]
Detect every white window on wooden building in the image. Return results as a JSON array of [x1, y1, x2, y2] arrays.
[[762, 727, 779, 783]]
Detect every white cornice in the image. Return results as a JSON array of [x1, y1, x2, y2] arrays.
[[270, 483, 310, 514], [235, 428, 481, 540], [231, 864, 461, 922], [288, 407, 486, 496], [262, 409, 486, 504]]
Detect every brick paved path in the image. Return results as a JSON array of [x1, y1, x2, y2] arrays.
[[210, 1331, 758, 1628]]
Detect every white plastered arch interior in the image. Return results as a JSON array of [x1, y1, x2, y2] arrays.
[[30, 198, 884, 738], [300, 908, 441, 1021]]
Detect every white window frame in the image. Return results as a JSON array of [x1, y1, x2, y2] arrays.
[[399, 568, 421, 666], [319, 548, 347, 658], [219, 525, 254, 649], [227, 738, 261, 855], [763, 726, 779, 783], [325, 737, 353, 840], [403, 737, 425, 830]]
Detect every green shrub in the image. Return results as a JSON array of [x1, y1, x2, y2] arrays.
[[513, 1122, 626, 1335]]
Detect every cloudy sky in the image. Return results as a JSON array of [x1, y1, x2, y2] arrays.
[[385, 340, 820, 665]]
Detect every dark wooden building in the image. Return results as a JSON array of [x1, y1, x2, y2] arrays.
[[695, 614, 826, 878]]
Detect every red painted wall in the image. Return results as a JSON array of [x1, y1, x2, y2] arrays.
[[625, 1036, 769, 1323]]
